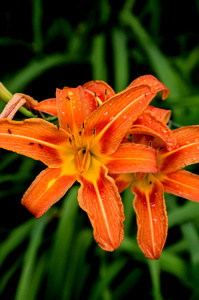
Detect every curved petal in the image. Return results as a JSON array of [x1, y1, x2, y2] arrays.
[[130, 111, 176, 151], [103, 143, 158, 174], [131, 175, 168, 259], [22, 167, 76, 218], [145, 106, 171, 124], [159, 126, 199, 174], [127, 75, 170, 100], [86, 85, 156, 156], [77, 161, 124, 251], [82, 80, 115, 103], [110, 173, 134, 193], [159, 170, 199, 202], [0, 118, 72, 167], [0, 93, 26, 119], [33, 98, 57, 116], [56, 86, 99, 134]]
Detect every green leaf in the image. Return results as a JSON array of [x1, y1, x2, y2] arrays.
[[91, 33, 108, 82], [0, 218, 35, 267], [62, 229, 93, 300], [46, 185, 79, 300], [14, 214, 48, 300], [88, 258, 127, 300], [111, 27, 130, 92]]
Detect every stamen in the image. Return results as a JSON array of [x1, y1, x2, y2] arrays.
[[82, 140, 90, 170], [67, 123, 72, 133], [105, 89, 107, 100], [80, 123, 85, 163], [93, 128, 96, 137], [70, 135, 80, 169]]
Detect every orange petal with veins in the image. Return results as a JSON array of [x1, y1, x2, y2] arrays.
[[104, 143, 158, 174], [159, 170, 199, 202], [77, 163, 124, 251], [158, 126, 199, 174], [110, 173, 134, 193], [83, 80, 115, 103], [86, 85, 156, 156], [131, 110, 176, 151], [0, 118, 71, 167], [131, 175, 168, 259], [145, 105, 171, 124], [22, 167, 76, 218], [33, 98, 57, 116], [128, 75, 170, 100]]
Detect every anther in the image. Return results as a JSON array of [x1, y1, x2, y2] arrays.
[[93, 128, 96, 137], [29, 142, 34, 145], [38, 144, 43, 148], [66, 96, 70, 100], [67, 123, 71, 133], [105, 89, 107, 100], [79, 131, 82, 136], [69, 137, 72, 145], [8, 129, 11, 134]]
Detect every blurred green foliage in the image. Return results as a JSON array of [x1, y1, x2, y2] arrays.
[[1, 0, 199, 299]]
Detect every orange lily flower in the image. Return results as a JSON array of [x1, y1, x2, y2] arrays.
[[0, 84, 158, 251], [112, 109, 199, 259]]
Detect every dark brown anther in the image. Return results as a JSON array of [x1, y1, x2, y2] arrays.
[[93, 128, 96, 137], [66, 96, 70, 100], [29, 142, 34, 145], [38, 144, 43, 148], [8, 129, 11, 134], [69, 137, 72, 145], [149, 181, 152, 184], [79, 131, 82, 136], [158, 147, 163, 151]]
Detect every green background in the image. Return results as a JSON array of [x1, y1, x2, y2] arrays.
[[1, 0, 199, 299]]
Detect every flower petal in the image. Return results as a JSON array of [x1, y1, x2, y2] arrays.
[[56, 86, 99, 134], [104, 143, 158, 174], [159, 126, 199, 174], [131, 175, 168, 259], [33, 98, 57, 116], [0, 118, 71, 167], [127, 75, 170, 100], [159, 170, 199, 202], [145, 106, 171, 123], [110, 173, 134, 193], [82, 80, 115, 103], [77, 161, 124, 251], [131, 110, 176, 151], [86, 85, 156, 156], [0, 93, 26, 119], [21, 167, 76, 218]]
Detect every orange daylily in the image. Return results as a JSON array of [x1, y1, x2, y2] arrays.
[[0, 84, 159, 251], [112, 109, 199, 259]]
